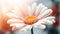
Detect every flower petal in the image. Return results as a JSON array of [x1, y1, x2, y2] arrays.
[[27, 6, 32, 16], [33, 21, 46, 29], [7, 19, 24, 24], [10, 23, 25, 27], [21, 25, 32, 31], [34, 3, 45, 16], [6, 13, 23, 19], [32, 3, 37, 15], [39, 24, 46, 29], [33, 16, 55, 29], [13, 5, 28, 17], [41, 16, 55, 25], [10, 23, 26, 30], [39, 7, 48, 15], [33, 19, 46, 29], [36, 16, 55, 25], [6, 13, 18, 18], [19, 4, 30, 17], [37, 9, 52, 19]]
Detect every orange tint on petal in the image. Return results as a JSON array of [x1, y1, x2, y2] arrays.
[[0, 15, 11, 32]]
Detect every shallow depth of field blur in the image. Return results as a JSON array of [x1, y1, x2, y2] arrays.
[[0, 0, 60, 34]]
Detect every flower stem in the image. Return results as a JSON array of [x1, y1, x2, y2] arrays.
[[31, 27, 33, 34]]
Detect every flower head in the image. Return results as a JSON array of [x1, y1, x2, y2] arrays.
[[6, 3, 55, 31]]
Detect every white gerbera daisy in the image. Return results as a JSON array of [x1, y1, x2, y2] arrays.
[[6, 3, 55, 31]]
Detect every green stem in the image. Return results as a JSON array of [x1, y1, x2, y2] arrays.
[[31, 28, 33, 34]]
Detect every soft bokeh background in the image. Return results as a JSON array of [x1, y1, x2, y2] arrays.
[[0, 0, 60, 34]]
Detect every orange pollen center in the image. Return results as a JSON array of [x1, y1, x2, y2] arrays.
[[24, 16, 37, 25]]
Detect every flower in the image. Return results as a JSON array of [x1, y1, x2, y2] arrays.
[[6, 3, 55, 31]]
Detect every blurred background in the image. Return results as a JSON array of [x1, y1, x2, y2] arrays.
[[0, 0, 60, 34]]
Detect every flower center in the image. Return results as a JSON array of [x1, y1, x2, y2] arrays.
[[24, 16, 37, 25]]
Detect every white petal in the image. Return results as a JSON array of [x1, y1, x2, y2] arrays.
[[33, 16, 55, 29], [39, 7, 48, 15], [21, 25, 32, 31], [45, 20, 53, 25], [19, 4, 30, 17], [39, 24, 46, 29], [43, 16, 55, 23], [6, 13, 24, 19], [45, 16, 55, 20], [41, 19, 53, 25], [33, 21, 46, 29], [7, 19, 24, 24], [6, 13, 21, 18], [10, 23, 25, 27], [32, 3, 37, 15], [27, 6, 32, 16], [10, 23, 26, 30], [39, 16, 55, 25], [34, 3, 45, 16], [45, 16, 55, 24], [37, 9, 52, 19], [12, 26, 17, 30], [6, 13, 17, 18], [12, 6, 26, 17], [33, 20, 44, 28], [33, 20, 42, 26]]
